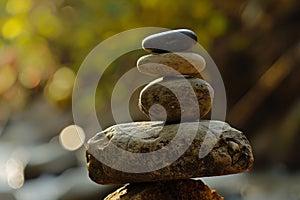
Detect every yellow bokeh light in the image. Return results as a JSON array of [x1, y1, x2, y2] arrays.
[[74, 29, 94, 48], [6, 0, 32, 14], [45, 67, 75, 101], [59, 125, 86, 151], [140, 0, 159, 8], [32, 7, 62, 38], [2, 85, 27, 111], [208, 13, 227, 37], [2, 18, 23, 39], [0, 65, 17, 94], [19, 66, 41, 89]]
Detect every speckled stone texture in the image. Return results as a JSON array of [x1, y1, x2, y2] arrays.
[[137, 52, 206, 77], [138, 76, 214, 122], [86, 121, 254, 184], [142, 29, 197, 53], [104, 179, 224, 200]]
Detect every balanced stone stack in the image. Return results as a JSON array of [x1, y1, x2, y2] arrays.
[[86, 29, 254, 200]]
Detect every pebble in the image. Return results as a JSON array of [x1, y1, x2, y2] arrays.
[[138, 76, 214, 122], [142, 29, 198, 53], [86, 120, 254, 184], [137, 52, 206, 77]]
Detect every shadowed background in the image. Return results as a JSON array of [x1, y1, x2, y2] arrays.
[[0, 0, 299, 199]]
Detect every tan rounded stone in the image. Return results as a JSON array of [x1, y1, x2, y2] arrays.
[[86, 121, 254, 184], [137, 53, 206, 77], [138, 76, 214, 122]]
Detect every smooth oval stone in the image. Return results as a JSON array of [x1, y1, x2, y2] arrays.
[[139, 76, 214, 122], [137, 52, 206, 76], [86, 121, 254, 184], [142, 29, 198, 53]]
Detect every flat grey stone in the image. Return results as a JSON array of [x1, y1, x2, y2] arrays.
[[86, 121, 254, 184]]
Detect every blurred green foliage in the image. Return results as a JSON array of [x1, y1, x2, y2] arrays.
[[0, 0, 299, 169], [0, 0, 228, 116]]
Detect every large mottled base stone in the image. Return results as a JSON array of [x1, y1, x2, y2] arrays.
[[104, 179, 223, 200], [87, 121, 254, 184]]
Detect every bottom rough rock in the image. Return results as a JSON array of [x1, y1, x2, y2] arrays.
[[104, 179, 224, 200]]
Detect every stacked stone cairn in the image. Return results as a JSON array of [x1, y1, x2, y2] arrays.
[[86, 29, 254, 200]]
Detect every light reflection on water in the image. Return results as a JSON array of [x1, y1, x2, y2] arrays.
[[5, 158, 24, 189], [0, 147, 29, 190], [59, 125, 86, 151], [0, 142, 112, 199]]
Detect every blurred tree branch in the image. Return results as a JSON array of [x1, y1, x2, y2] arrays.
[[228, 43, 300, 126]]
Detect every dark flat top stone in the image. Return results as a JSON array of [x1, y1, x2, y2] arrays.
[[142, 29, 198, 53]]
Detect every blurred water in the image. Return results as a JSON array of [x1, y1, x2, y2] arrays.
[[201, 169, 300, 200], [0, 98, 299, 200]]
